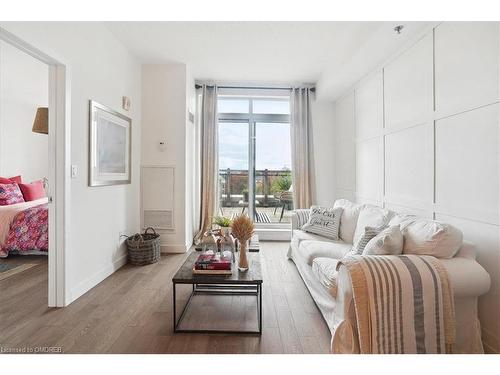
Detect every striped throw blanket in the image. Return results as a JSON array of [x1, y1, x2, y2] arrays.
[[335, 254, 455, 354]]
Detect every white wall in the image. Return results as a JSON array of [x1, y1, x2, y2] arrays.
[[311, 98, 336, 207], [141, 64, 194, 253], [185, 67, 196, 246], [333, 91, 356, 202], [332, 22, 500, 352], [0, 22, 142, 304], [0, 40, 48, 182]]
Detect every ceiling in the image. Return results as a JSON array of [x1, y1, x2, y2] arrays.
[[105, 22, 432, 100]]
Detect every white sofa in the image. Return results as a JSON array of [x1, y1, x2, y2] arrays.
[[287, 199, 491, 353]]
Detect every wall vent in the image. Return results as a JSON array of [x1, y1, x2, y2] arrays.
[[143, 209, 174, 230]]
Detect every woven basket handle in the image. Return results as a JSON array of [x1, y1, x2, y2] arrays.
[[144, 227, 157, 236], [131, 233, 143, 243]]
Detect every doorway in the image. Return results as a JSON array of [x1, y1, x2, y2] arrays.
[[0, 27, 69, 307]]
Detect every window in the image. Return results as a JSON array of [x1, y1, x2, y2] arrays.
[[217, 98, 249, 113], [217, 92, 292, 226], [253, 99, 290, 114]]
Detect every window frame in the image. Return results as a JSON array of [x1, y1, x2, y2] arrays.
[[217, 96, 291, 229]]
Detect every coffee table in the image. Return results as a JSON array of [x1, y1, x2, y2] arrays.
[[172, 250, 263, 334]]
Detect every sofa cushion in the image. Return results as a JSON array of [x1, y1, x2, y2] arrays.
[[352, 205, 393, 246], [333, 199, 364, 244], [292, 229, 337, 246], [389, 215, 463, 258], [363, 225, 404, 256], [298, 239, 352, 265], [312, 257, 340, 297], [301, 206, 342, 240]]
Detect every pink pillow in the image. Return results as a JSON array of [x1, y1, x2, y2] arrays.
[[18, 180, 46, 202], [0, 175, 22, 184], [0, 183, 25, 205]]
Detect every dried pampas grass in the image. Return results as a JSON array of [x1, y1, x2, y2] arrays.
[[230, 215, 254, 242]]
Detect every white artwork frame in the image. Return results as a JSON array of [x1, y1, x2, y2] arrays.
[[89, 100, 131, 186]]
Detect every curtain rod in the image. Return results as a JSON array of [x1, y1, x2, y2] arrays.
[[195, 84, 315, 92]]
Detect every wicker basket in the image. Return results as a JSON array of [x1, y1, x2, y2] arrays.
[[126, 227, 161, 265]]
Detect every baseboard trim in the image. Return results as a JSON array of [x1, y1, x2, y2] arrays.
[[68, 254, 128, 305], [161, 244, 189, 253]]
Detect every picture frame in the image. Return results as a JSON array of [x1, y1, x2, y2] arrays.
[[89, 100, 132, 186]]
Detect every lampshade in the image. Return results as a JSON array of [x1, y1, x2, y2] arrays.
[[32, 107, 48, 134]]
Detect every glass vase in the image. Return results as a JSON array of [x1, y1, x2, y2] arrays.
[[238, 240, 249, 272]]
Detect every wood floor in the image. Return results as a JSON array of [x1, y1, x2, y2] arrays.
[[0, 242, 331, 354]]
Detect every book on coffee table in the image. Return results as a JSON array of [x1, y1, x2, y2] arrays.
[[192, 252, 232, 275], [192, 268, 233, 275]]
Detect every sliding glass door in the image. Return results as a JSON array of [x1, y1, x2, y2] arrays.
[[254, 122, 292, 224], [217, 94, 292, 226], [218, 121, 249, 215]]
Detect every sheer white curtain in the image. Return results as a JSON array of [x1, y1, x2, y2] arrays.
[[290, 87, 315, 209], [194, 85, 218, 243]]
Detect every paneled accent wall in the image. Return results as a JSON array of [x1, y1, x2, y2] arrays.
[[333, 22, 500, 352]]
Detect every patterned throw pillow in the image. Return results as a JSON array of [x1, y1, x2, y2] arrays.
[[0, 183, 25, 205], [362, 225, 403, 255], [301, 206, 343, 240], [351, 225, 386, 255]]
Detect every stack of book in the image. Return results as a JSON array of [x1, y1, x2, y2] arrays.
[[192, 252, 232, 275]]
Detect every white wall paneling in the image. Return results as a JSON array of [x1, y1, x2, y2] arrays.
[[332, 22, 500, 352], [384, 202, 433, 219], [355, 71, 384, 141], [435, 104, 499, 225], [356, 137, 383, 201], [384, 33, 434, 130], [385, 123, 434, 207], [435, 22, 500, 117]]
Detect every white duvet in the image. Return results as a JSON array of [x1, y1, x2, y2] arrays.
[[0, 197, 48, 246]]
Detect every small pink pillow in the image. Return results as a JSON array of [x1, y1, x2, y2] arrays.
[[0, 183, 25, 205], [18, 180, 46, 202], [0, 175, 22, 184]]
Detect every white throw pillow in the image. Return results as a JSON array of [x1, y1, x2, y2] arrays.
[[390, 215, 463, 258], [333, 199, 364, 244], [301, 206, 342, 240], [352, 205, 394, 246], [363, 225, 403, 256]]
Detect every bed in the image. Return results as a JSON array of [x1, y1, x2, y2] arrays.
[[0, 197, 48, 258]]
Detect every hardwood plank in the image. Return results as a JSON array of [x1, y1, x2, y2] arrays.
[[0, 242, 331, 354]]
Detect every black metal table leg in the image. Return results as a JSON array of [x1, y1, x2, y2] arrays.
[[173, 282, 177, 332], [172, 282, 262, 335], [259, 284, 262, 334]]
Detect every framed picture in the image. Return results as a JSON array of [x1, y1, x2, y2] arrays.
[[89, 100, 131, 186]]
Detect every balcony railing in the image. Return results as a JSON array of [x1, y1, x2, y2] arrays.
[[218, 168, 292, 208]]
